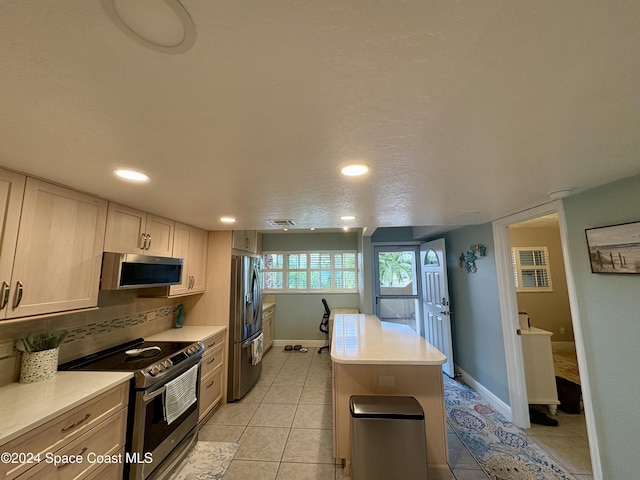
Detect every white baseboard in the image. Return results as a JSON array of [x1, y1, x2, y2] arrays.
[[455, 366, 512, 421], [272, 339, 327, 348], [551, 341, 576, 352]]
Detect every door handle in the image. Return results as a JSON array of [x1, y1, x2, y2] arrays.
[[145, 234, 151, 250], [439, 310, 450, 315], [140, 233, 147, 250], [13, 281, 23, 309], [0, 281, 9, 310]]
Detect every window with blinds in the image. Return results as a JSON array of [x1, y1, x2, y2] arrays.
[[511, 246, 553, 292], [262, 251, 358, 293]]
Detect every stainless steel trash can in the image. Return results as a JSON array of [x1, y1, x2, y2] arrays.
[[350, 395, 428, 480]]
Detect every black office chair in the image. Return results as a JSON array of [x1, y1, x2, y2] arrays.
[[318, 298, 331, 354]]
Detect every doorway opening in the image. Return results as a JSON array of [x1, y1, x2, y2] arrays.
[[493, 200, 601, 477], [373, 245, 421, 334]]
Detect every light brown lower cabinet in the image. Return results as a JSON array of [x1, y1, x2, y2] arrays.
[[198, 330, 226, 422], [0, 382, 129, 480]]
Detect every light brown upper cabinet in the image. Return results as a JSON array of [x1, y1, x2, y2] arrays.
[[232, 230, 258, 254], [0, 173, 107, 319], [104, 203, 174, 257], [169, 223, 208, 296]]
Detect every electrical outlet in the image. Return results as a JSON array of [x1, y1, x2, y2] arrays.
[[146, 311, 156, 321], [0, 341, 14, 359], [378, 375, 395, 387], [560, 327, 566, 334]]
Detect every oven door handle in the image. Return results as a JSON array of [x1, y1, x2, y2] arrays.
[[142, 385, 167, 403]]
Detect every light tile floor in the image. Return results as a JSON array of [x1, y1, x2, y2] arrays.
[[201, 348, 592, 480]]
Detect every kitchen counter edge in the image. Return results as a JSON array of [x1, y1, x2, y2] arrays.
[[0, 371, 133, 446], [146, 325, 227, 343], [331, 314, 447, 366]]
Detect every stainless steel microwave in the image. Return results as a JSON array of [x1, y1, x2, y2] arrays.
[[100, 252, 183, 290]]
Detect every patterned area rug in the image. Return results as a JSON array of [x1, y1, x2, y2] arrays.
[[444, 376, 576, 480], [171, 441, 238, 480]]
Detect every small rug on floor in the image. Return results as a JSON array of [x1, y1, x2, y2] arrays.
[[444, 376, 576, 480], [171, 441, 238, 480]]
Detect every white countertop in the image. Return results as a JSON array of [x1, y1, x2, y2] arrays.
[[146, 325, 227, 343], [520, 326, 553, 336], [0, 371, 132, 446], [331, 314, 447, 365]]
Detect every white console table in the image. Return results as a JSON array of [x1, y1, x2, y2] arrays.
[[521, 327, 560, 414]]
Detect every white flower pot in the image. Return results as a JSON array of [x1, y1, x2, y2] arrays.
[[19, 347, 59, 383]]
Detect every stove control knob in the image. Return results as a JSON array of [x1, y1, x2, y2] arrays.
[[157, 363, 166, 372], [150, 366, 160, 376], [163, 360, 172, 369]]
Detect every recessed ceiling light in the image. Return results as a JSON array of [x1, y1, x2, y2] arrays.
[[219, 216, 236, 224], [341, 163, 370, 177], [114, 169, 149, 182], [342, 227, 350, 232], [341, 215, 356, 221]]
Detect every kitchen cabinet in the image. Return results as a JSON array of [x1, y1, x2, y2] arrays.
[[232, 230, 258, 254], [103, 202, 174, 257], [262, 304, 275, 352], [198, 330, 226, 422], [521, 327, 560, 414], [0, 169, 26, 317], [1, 177, 107, 319], [169, 223, 208, 296], [0, 382, 128, 480]]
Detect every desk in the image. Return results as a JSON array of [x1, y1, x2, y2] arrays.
[[331, 314, 450, 479]]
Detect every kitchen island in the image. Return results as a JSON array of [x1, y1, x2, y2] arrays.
[[331, 314, 450, 479]]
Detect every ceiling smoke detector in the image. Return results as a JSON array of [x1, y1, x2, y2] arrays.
[[266, 219, 297, 227], [101, 0, 196, 54]]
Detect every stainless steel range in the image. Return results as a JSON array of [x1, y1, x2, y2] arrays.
[[60, 338, 204, 480]]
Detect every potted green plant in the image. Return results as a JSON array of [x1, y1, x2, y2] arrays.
[[15, 331, 68, 383]]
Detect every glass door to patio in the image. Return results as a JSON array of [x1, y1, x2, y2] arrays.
[[373, 246, 421, 334]]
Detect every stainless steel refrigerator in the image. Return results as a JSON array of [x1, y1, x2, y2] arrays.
[[227, 254, 263, 401]]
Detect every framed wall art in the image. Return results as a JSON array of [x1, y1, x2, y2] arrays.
[[585, 221, 640, 274]]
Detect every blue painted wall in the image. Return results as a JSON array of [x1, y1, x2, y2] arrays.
[[563, 174, 640, 479], [440, 223, 510, 404]]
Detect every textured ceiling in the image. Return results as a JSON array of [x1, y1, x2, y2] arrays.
[[1, 1, 639, 234]]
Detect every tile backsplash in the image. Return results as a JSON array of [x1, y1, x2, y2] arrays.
[[0, 290, 182, 386]]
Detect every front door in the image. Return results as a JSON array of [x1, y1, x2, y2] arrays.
[[420, 238, 454, 377], [373, 246, 421, 334]]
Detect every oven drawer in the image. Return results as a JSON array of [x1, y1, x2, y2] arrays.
[[201, 343, 224, 378], [199, 364, 224, 422], [15, 408, 127, 480], [0, 382, 128, 480], [202, 331, 225, 352]]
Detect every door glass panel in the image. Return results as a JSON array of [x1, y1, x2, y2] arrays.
[[377, 251, 417, 295], [378, 298, 420, 333], [374, 247, 421, 334]]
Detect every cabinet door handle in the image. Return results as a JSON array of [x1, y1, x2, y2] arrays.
[[13, 281, 23, 309], [57, 447, 88, 468], [140, 233, 147, 250], [206, 380, 215, 389], [60, 412, 91, 432], [146, 234, 151, 250], [0, 281, 9, 310], [207, 357, 216, 365]]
